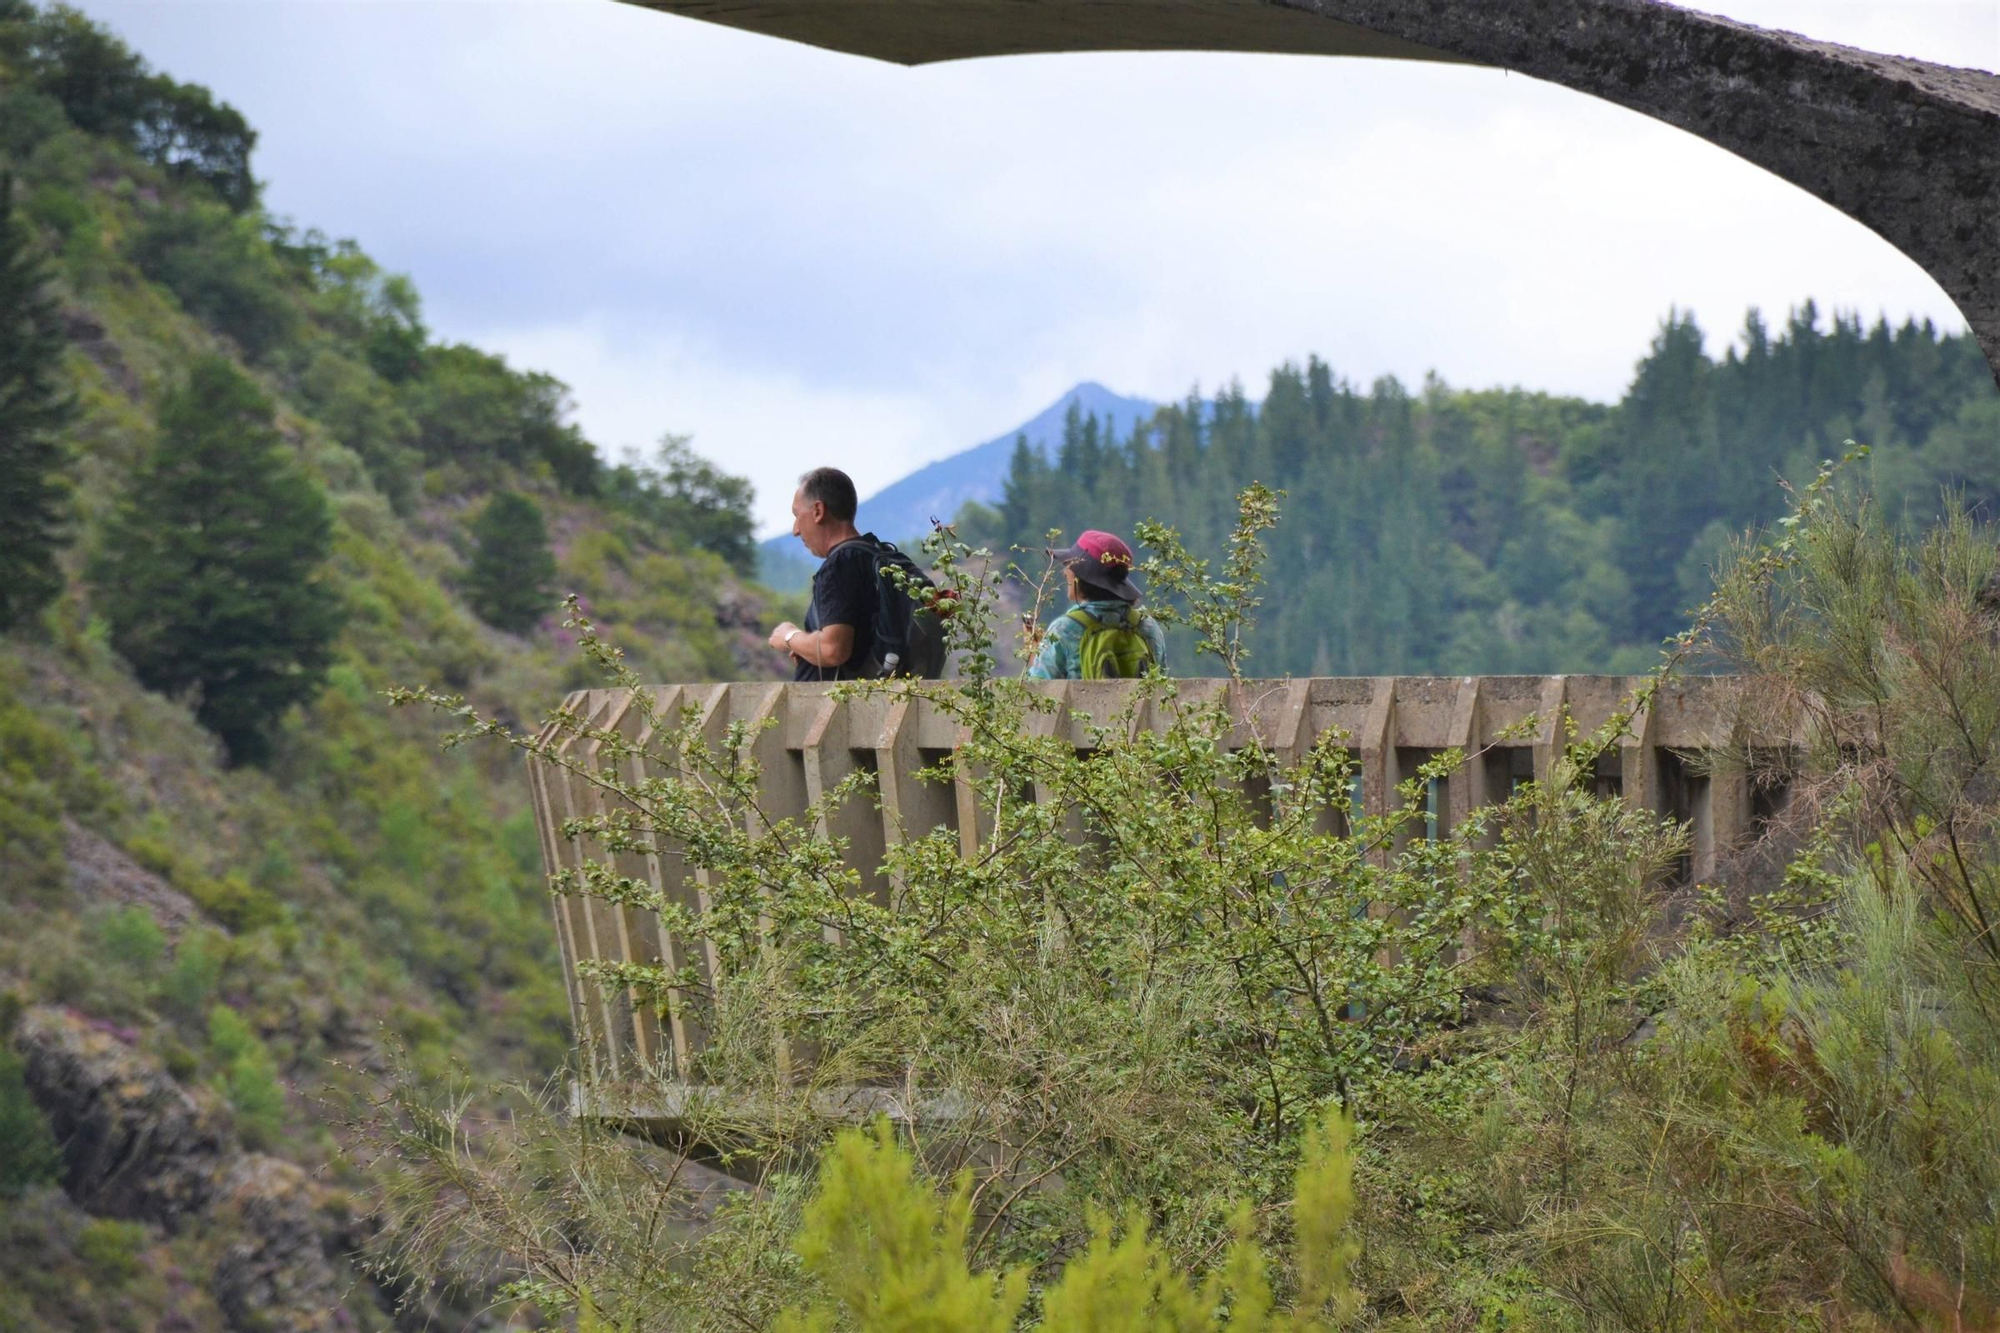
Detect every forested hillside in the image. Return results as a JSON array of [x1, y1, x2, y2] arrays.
[[967, 310, 1997, 674], [0, 5, 773, 1329]]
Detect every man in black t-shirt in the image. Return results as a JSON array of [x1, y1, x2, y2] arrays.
[[768, 467, 879, 681]]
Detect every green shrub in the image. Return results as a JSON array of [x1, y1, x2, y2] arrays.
[[498, 809, 540, 876], [0, 1045, 60, 1199], [157, 929, 220, 1019], [379, 804, 430, 877], [128, 203, 296, 357], [207, 1004, 283, 1146], [295, 348, 420, 511], [324, 662, 369, 706], [159, 1039, 198, 1081], [769, 1111, 1357, 1333], [223, 1052, 284, 1147], [121, 834, 183, 881], [0, 761, 67, 904], [252, 841, 297, 892], [23, 183, 90, 238], [186, 873, 281, 933], [73, 1219, 146, 1285], [96, 906, 165, 978], [205, 1003, 257, 1064], [0, 666, 110, 906]]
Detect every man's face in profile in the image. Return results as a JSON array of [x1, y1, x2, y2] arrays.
[[790, 487, 829, 558]]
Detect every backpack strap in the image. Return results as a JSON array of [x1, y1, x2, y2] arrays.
[[1072, 600, 1136, 628], [1065, 605, 1131, 632]]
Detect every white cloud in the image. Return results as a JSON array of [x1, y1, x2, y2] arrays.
[[68, 0, 1999, 532], [471, 317, 958, 535]]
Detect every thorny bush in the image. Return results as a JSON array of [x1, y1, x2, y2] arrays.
[[371, 467, 2000, 1330]]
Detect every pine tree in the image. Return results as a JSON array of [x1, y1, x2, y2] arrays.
[[997, 434, 1042, 541], [1613, 309, 1721, 643], [0, 172, 75, 631], [94, 356, 342, 765], [465, 490, 556, 633]]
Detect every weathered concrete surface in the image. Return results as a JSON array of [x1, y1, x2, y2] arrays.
[[627, 0, 2000, 383]]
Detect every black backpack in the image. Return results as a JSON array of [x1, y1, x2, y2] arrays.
[[858, 539, 947, 680]]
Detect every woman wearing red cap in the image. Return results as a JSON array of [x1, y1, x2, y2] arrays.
[[1027, 529, 1167, 680]]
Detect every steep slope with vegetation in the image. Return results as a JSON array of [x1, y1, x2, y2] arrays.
[[0, 5, 774, 1328], [970, 310, 1996, 674]]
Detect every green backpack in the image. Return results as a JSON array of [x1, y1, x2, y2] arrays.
[[1065, 605, 1155, 680]]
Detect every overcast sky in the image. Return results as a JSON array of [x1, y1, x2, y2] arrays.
[[67, 0, 2000, 533]]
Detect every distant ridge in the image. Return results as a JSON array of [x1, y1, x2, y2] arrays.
[[759, 381, 1157, 591]]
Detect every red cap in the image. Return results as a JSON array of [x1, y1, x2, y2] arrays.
[[1050, 529, 1142, 602]]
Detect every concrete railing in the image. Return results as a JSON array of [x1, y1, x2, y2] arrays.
[[528, 675, 1785, 1090]]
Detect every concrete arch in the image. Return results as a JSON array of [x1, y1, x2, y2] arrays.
[[629, 0, 2000, 382]]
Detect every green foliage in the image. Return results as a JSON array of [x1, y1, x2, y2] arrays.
[[13, 1, 257, 209], [15, 12, 1998, 1331], [0, 1185, 197, 1333], [295, 347, 420, 511], [208, 1003, 283, 1145], [186, 871, 282, 933], [222, 1046, 285, 1145], [775, 1112, 1334, 1331], [0, 726, 71, 901], [0, 169, 74, 630], [205, 1001, 257, 1063], [379, 495, 1664, 1329], [157, 928, 221, 1017], [382, 473, 2000, 1329], [0, 1042, 60, 1198], [464, 490, 557, 633], [73, 1218, 146, 1284], [603, 433, 759, 575], [94, 355, 343, 763], [407, 344, 599, 494], [776, 1121, 1029, 1333], [129, 200, 298, 357], [96, 905, 165, 976], [0, 658, 110, 902], [0, 6, 761, 1319], [973, 311, 1994, 676], [1287, 1110, 1361, 1326]]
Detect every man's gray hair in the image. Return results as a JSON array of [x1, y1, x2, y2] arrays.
[[797, 467, 858, 523]]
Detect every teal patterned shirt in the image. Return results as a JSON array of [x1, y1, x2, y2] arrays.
[[1026, 600, 1168, 680]]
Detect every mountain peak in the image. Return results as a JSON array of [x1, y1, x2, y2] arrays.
[[757, 382, 1158, 588]]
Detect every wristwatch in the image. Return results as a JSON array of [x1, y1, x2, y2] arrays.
[[784, 629, 800, 652]]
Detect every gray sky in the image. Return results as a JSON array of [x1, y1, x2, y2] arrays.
[[67, 0, 2000, 533]]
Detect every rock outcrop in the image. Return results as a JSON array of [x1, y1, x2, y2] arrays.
[[17, 1005, 228, 1225], [211, 1155, 358, 1333], [65, 818, 198, 936], [15, 1005, 364, 1332]]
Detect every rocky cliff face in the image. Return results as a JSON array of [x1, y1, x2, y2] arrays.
[[16, 1006, 372, 1332]]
